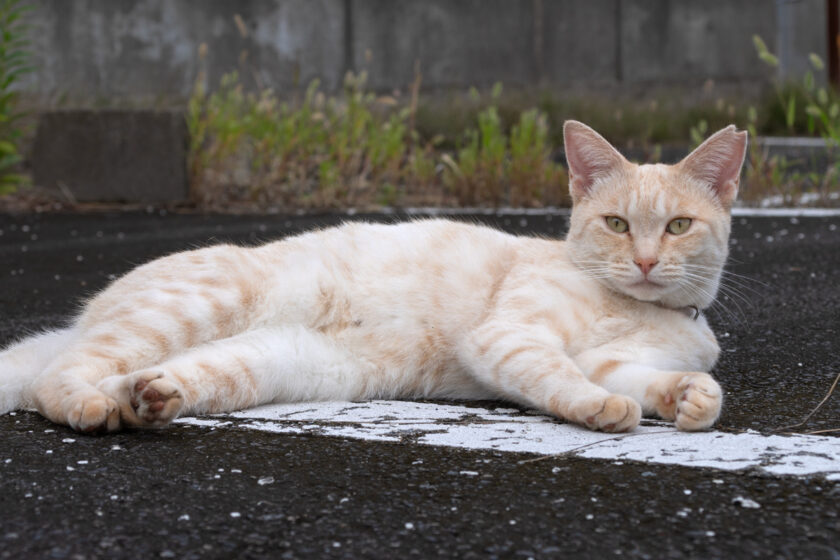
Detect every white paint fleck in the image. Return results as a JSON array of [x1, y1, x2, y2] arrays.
[[257, 476, 274, 486], [62, 438, 75, 443], [732, 496, 761, 509], [230, 512, 241, 518]]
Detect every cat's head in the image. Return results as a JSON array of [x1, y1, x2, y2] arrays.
[[563, 120, 747, 310]]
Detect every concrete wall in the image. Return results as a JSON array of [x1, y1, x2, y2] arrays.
[[18, 0, 831, 103]]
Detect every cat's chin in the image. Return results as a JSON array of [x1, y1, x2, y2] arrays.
[[621, 283, 666, 302], [617, 280, 694, 308]]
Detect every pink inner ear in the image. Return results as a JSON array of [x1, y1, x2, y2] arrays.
[[563, 121, 626, 200], [680, 126, 748, 206]]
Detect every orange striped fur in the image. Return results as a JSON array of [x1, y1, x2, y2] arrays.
[[0, 121, 747, 433]]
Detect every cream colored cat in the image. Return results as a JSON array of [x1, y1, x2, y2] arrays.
[[0, 121, 747, 434]]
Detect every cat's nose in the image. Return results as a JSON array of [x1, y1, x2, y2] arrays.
[[634, 257, 659, 276]]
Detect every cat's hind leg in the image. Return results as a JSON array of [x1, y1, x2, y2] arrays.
[[97, 325, 378, 428]]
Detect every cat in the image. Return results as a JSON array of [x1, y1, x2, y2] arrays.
[[0, 120, 747, 434]]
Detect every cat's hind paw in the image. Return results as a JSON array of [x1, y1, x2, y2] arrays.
[[570, 394, 641, 433], [673, 373, 722, 431], [63, 391, 121, 433], [99, 370, 184, 428]]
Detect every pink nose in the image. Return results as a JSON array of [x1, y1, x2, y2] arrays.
[[634, 257, 659, 276]]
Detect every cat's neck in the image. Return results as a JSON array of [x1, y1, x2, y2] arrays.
[[651, 301, 701, 320]]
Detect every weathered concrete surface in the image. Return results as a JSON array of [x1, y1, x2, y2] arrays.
[[352, 0, 537, 89], [32, 110, 188, 202], [542, 0, 620, 84], [22, 0, 346, 100], [17, 0, 831, 102], [777, 0, 829, 82]]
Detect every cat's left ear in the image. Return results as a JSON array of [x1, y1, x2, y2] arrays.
[[679, 125, 748, 208]]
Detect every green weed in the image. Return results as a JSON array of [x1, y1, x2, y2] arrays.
[[0, 0, 33, 194], [188, 70, 569, 209], [737, 37, 840, 204]]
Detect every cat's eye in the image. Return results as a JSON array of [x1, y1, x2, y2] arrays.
[[666, 218, 692, 235], [605, 216, 629, 233]]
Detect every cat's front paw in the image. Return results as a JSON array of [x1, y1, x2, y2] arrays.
[[569, 394, 641, 433], [99, 370, 184, 428], [672, 373, 722, 431]]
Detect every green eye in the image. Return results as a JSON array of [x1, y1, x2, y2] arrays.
[[605, 216, 629, 233], [667, 218, 692, 235]]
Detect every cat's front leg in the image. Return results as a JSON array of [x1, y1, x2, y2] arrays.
[[650, 372, 722, 431], [461, 321, 641, 433], [587, 362, 722, 431]]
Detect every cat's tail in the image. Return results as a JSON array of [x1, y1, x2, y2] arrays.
[[0, 328, 76, 414]]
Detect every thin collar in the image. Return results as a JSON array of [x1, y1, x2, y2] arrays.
[[650, 301, 700, 320], [680, 305, 701, 320]]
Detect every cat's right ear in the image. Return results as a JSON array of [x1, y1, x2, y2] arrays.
[[563, 120, 627, 202]]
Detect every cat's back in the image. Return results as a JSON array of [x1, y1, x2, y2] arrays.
[[253, 219, 563, 342], [266, 218, 519, 283]]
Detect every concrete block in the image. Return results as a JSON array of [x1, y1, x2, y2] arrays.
[[21, 0, 346, 100], [352, 0, 536, 90], [542, 0, 620, 85], [620, 0, 776, 84], [776, 0, 828, 82], [32, 110, 188, 203]]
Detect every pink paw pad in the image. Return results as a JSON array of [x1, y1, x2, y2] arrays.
[[125, 372, 184, 427]]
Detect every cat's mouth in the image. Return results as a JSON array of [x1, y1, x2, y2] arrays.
[[621, 278, 671, 302], [628, 279, 665, 289]]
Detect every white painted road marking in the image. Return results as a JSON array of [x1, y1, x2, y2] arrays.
[[175, 400, 840, 480]]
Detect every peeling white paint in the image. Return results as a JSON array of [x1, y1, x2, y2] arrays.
[[174, 400, 840, 479]]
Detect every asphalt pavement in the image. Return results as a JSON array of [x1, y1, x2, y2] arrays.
[[1, 209, 839, 559]]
